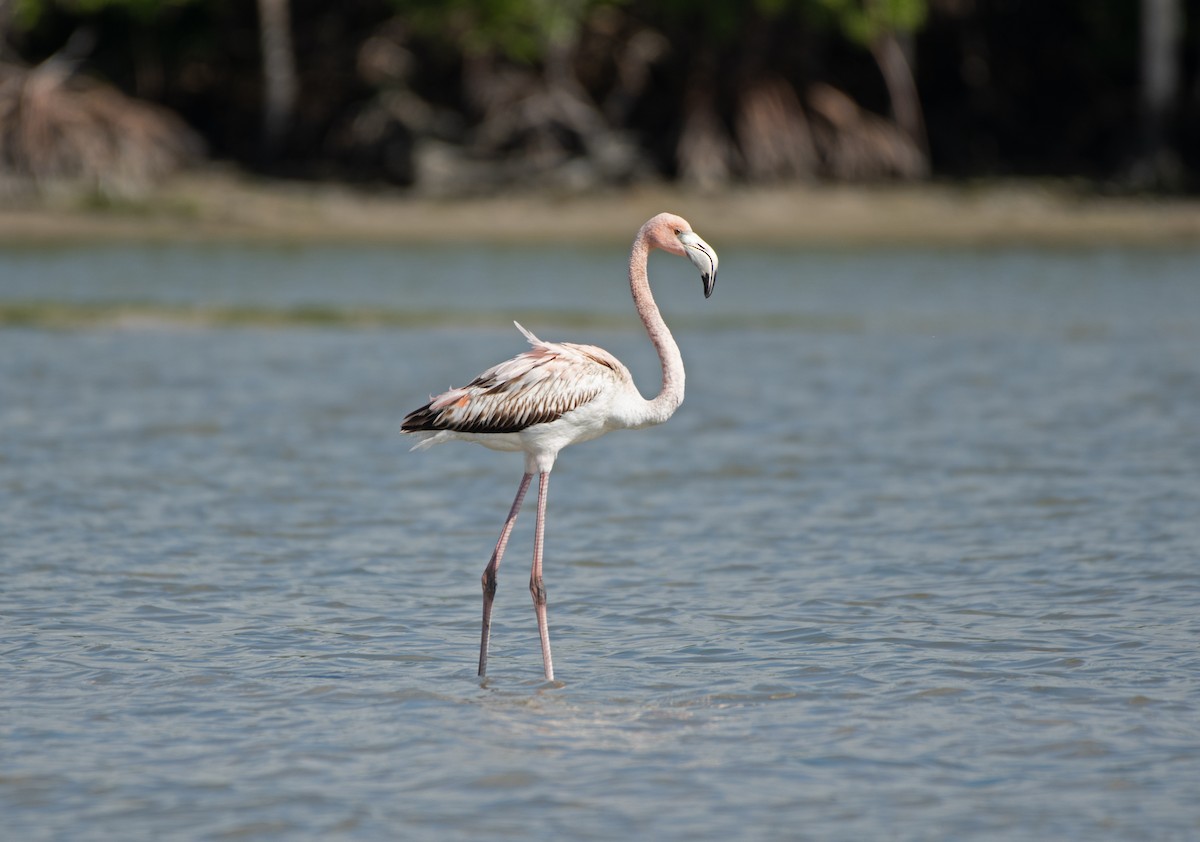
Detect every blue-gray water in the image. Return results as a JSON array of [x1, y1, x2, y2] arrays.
[[3, 243, 1200, 840]]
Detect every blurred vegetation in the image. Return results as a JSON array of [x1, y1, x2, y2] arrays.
[[0, 0, 1197, 195]]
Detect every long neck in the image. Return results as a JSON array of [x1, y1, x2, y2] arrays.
[[629, 231, 685, 426]]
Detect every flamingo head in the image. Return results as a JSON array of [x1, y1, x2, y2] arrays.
[[643, 212, 719, 298]]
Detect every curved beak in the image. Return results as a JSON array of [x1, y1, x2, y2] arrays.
[[679, 231, 718, 298]]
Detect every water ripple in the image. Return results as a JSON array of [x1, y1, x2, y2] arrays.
[[4, 246, 1200, 840]]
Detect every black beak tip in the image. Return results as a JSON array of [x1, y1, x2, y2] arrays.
[[703, 273, 715, 298]]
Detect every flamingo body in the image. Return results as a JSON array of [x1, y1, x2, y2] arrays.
[[405, 323, 657, 472], [402, 212, 718, 680]]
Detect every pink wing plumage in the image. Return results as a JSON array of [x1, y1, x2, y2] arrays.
[[401, 322, 627, 435]]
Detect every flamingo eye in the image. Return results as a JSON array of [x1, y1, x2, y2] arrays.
[[674, 228, 682, 235]]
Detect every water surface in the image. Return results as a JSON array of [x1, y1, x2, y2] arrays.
[[3, 243, 1200, 840]]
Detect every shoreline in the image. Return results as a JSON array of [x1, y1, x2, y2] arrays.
[[2, 171, 1199, 248]]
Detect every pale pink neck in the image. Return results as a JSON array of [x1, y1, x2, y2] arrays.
[[629, 229, 685, 426]]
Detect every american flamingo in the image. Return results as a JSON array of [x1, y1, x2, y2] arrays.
[[402, 213, 718, 680]]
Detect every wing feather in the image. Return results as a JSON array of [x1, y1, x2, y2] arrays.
[[401, 323, 628, 435]]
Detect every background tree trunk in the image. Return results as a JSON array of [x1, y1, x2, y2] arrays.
[[676, 53, 737, 190], [256, 0, 298, 161], [736, 76, 818, 181], [869, 30, 929, 177], [1137, 0, 1182, 186]]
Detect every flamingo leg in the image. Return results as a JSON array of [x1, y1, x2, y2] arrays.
[[530, 472, 554, 680], [479, 472, 532, 678]]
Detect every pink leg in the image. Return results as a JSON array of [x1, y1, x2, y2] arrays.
[[479, 472, 532, 678], [530, 472, 554, 681]]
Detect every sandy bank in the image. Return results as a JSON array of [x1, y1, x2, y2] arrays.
[[1, 171, 1198, 248]]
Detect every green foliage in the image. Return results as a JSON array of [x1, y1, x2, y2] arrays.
[[393, 0, 620, 62], [12, 0, 47, 29], [636, 0, 927, 47], [13, 0, 198, 29], [813, 0, 928, 45]]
